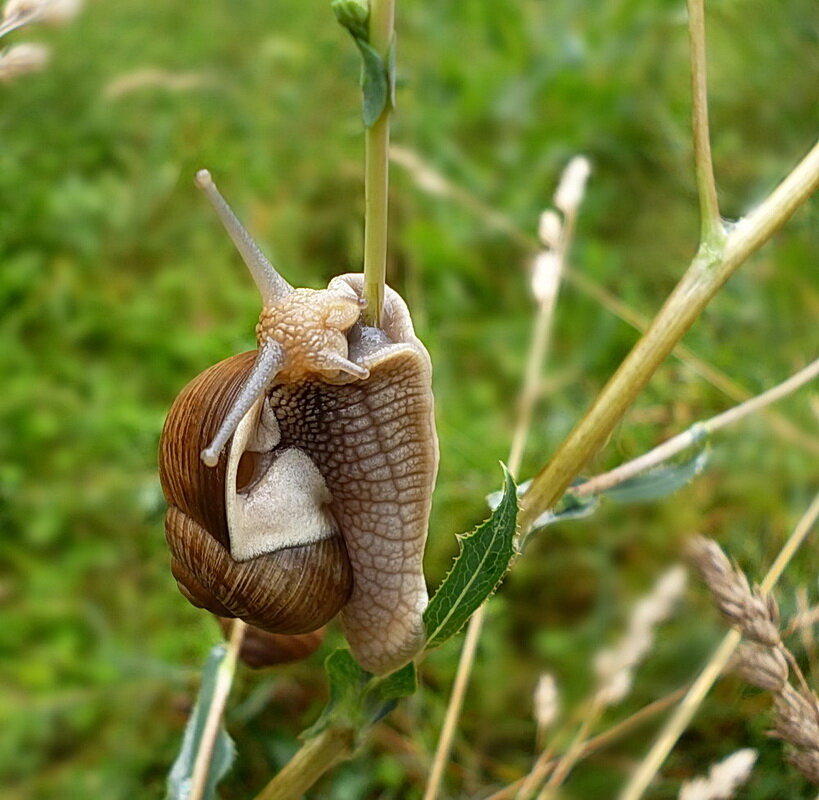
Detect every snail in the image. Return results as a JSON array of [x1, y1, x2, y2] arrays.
[[158, 170, 438, 675]]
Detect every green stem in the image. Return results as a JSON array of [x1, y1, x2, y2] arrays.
[[520, 138, 819, 531], [687, 0, 721, 241], [362, 0, 395, 326], [254, 726, 356, 800]]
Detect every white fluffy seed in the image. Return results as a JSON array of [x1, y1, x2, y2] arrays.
[[678, 748, 757, 800], [533, 673, 559, 731], [554, 155, 592, 215], [537, 209, 562, 250], [530, 251, 562, 305], [0, 42, 49, 81]]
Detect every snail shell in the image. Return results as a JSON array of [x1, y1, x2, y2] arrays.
[[159, 172, 438, 675], [216, 619, 326, 669], [159, 351, 354, 634]]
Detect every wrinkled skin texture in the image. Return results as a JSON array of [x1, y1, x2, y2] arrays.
[[251, 275, 438, 674]]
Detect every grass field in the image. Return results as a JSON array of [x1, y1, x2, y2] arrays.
[[2, 0, 817, 797]]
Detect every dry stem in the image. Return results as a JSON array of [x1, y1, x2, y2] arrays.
[[487, 688, 688, 800], [537, 701, 603, 799], [573, 357, 819, 499], [189, 619, 247, 800], [389, 145, 819, 458]]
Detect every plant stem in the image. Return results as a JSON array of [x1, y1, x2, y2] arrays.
[[537, 700, 603, 799], [486, 687, 689, 800], [254, 725, 356, 800], [422, 603, 486, 800], [619, 492, 819, 800], [687, 0, 721, 241], [423, 199, 573, 800], [520, 138, 819, 532], [362, 0, 395, 326], [390, 144, 819, 456], [723, 139, 819, 268], [189, 620, 247, 800], [573, 356, 819, 499]]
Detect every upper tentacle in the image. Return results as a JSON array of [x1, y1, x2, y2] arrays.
[[195, 169, 293, 305]]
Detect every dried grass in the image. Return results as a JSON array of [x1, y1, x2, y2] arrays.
[[690, 536, 819, 786]]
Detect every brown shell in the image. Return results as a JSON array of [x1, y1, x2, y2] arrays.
[[158, 352, 353, 634], [216, 618, 325, 668]]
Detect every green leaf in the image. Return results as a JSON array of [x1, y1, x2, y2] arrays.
[[301, 649, 369, 739], [528, 491, 600, 532], [424, 465, 519, 649], [356, 39, 389, 127], [302, 651, 417, 741], [331, 0, 390, 127], [603, 446, 710, 504], [165, 644, 236, 800], [363, 662, 417, 724], [489, 478, 599, 535]]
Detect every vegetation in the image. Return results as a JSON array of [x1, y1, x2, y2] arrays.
[[2, 0, 817, 798]]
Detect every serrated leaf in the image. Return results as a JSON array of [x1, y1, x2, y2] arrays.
[[356, 38, 389, 126], [363, 662, 417, 725], [604, 446, 710, 504], [424, 465, 518, 649], [166, 644, 236, 800], [302, 649, 369, 739]]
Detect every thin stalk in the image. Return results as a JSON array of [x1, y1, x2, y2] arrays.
[[619, 492, 819, 800], [486, 687, 689, 800], [514, 746, 554, 800], [573, 356, 819, 499], [254, 725, 356, 800], [520, 139, 819, 532], [390, 144, 819, 457], [508, 302, 554, 470], [537, 700, 604, 800], [362, 0, 395, 326], [189, 620, 247, 800], [422, 603, 486, 800], [687, 0, 721, 241], [423, 205, 573, 800]]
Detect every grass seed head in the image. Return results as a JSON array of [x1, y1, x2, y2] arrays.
[[688, 536, 780, 646], [0, 41, 49, 81], [732, 642, 788, 692]]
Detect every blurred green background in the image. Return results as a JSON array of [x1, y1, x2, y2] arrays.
[[1, 0, 817, 797]]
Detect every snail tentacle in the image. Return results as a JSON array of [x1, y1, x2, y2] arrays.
[[195, 169, 293, 305], [201, 339, 284, 467], [313, 350, 370, 380]]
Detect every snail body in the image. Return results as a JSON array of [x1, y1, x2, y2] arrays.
[[159, 171, 438, 675]]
